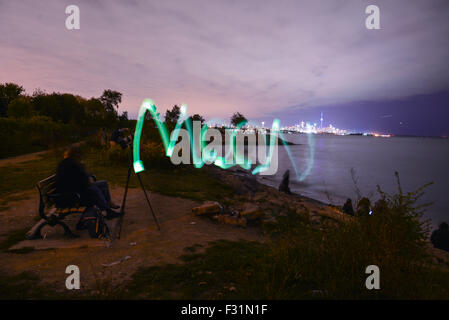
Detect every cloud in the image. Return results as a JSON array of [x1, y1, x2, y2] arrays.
[[0, 0, 448, 121]]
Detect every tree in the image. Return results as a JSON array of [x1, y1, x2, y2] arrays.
[[230, 112, 247, 127], [7, 97, 34, 119], [165, 105, 181, 126], [32, 93, 61, 121], [32, 88, 46, 98], [82, 98, 107, 127], [119, 111, 128, 121], [30, 89, 47, 114], [100, 89, 122, 113], [33, 93, 84, 124], [118, 111, 129, 127], [0, 83, 25, 116], [191, 113, 205, 126], [100, 90, 122, 127], [60, 93, 86, 124]]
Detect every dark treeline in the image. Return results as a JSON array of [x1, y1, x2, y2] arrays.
[[0, 82, 249, 159], [0, 83, 131, 158]]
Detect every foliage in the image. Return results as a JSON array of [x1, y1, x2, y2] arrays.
[[7, 96, 34, 119], [100, 89, 122, 113], [0, 116, 80, 158], [103, 144, 132, 166], [230, 112, 247, 127], [81, 98, 108, 128], [191, 113, 205, 125], [0, 82, 126, 158], [102, 139, 170, 169], [0, 82, 24, 116], [140, 142, 172, 168], [100, 89, 122, 125], [165, 104, 181, 128], [259, 175, 438, 299], [118, 111, 129, 127], [32, 92, 86, 124]]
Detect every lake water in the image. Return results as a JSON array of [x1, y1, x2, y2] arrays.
[[257, 134, 449, 229]]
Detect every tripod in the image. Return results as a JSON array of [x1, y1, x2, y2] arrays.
[[114, 160, 161, 240]]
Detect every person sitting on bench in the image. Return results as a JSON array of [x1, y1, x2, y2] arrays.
[[55, 145, 122, 219]]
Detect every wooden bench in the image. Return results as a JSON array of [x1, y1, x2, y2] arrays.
[[26, 174, 87, 240]]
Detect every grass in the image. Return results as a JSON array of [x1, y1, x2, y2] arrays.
[[0, 152, 60, 197], [124, 240, 269, 299], [120, 206, 449, 300], [0, 144, 235, 204], [85, 144, 235, 202], [0, 272, 56, 299]]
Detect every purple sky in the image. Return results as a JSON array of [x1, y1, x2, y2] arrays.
[[1, 0, 448, 135]]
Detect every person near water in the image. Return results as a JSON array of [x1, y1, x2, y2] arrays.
[[431, 222, 449, 252]]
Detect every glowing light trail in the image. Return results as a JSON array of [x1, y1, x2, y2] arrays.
[[132, 99, 316, 181]]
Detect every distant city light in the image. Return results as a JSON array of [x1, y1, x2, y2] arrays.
[[275, 112, 391, 137], [206, 113, 391, 137]]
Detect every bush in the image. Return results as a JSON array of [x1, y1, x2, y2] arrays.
[[6, 97, 34, 119], [259, 174, 447, 299], [103, 144, 132, 166], [0, 116, 81, 158], [102, 141, 172, 169], [140, 142, 172, 168]]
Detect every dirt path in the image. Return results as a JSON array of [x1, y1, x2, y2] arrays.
[[0, 186, 264, 294], [0, 150, 49, 167]]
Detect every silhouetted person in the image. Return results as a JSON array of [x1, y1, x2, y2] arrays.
[[357, 197, 371, 216], [373, 199, 388, 214], [55, 145, 121, 219], [279, 169, 292, 194], [55, 146, 89, 196], [342, 198, 355, 216], [431, 222, 449, 252]]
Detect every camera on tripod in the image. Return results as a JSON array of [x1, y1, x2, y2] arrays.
[[113, 127, 160, 239]]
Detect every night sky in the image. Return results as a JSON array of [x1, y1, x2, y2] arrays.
[[1, 0, 448, 136]]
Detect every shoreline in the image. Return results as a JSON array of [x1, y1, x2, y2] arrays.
[[205, 165, 354, 225]]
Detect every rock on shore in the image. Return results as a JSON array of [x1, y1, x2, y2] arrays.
[[192, 166, 352, 229]]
